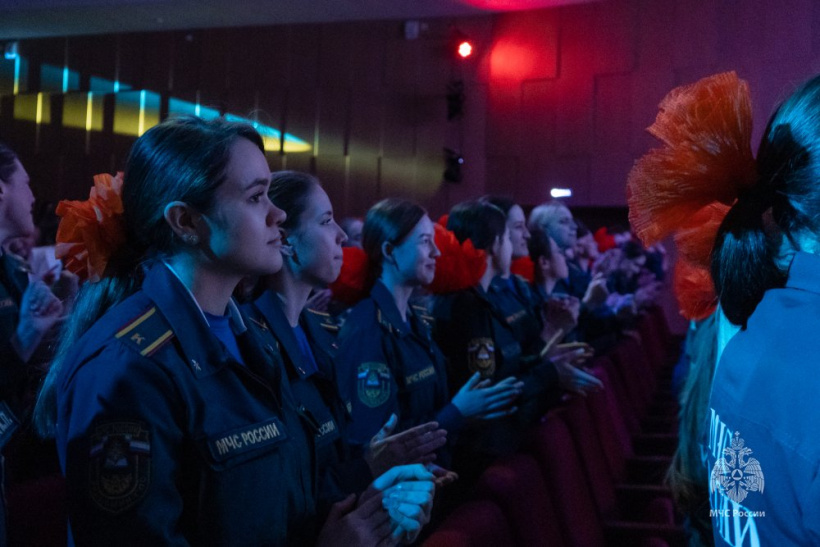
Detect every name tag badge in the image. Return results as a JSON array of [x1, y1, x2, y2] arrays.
[[405, 365, 436, 386], [0, 402, 20, 448], [314, 418, 341, 446], [208, 417, 287, 462]]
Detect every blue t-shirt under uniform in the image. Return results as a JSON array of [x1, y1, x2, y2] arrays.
[[204, 312, 244, 365], [291, 323, 319, 377], [705, 251, 820, 546]]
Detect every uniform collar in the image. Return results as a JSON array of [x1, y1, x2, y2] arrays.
[[473, 283, 490, 302], [371, 281, 412, 336], [489, 275, 511, 294], [142, 262, 245, 373], [253, 290, 317, 380], [785, 251, 820, 294]]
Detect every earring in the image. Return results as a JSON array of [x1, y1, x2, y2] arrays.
[[183, 234, 199, 245]]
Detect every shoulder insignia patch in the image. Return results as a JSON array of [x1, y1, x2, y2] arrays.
[[116, 307, 175, 357], [248, 316, 269, 332], [357, 362, 392, 408], [318, 316, 340, 333], [467, 337, 496, 379], [504, 309, 527, 325], [376, 309, 396, 335], [304, 308, 340, 334], [89, 421, 151, 514], [411, 305, 435, 329]]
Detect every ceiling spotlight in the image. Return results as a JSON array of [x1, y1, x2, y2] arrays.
[[550, 188, 572, 198], [457, 41, 473, 59]]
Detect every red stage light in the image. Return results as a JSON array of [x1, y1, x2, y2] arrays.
[[457, 41, 473, 59]]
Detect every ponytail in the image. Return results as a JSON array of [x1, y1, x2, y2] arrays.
[[711, 190, 785, 327], [34, 252, 144, 437], [714, 110, 819, 328]]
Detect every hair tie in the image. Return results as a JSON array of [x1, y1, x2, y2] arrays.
[[627, 72, 757, 319], [55, 172, 127, 283]]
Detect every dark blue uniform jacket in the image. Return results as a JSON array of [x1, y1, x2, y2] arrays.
[[246, 291, 372, 509], [55, 263, 315, 546], [432, 284, 559, 458], [335, 282, 464, 451]]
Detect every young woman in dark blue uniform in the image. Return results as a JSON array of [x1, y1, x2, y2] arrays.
[[33, 118, 434, 546], [481, 196, 581, 359], [432, 201, 602, 478], [334, 199, 523, 459], [245, 171, 447, 520]]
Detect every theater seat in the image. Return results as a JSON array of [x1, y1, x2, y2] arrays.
[[528, 413, 685, 547], [423, 499, 515, 547], [6, 473, 67, 546], [474, 453, 565, 546]]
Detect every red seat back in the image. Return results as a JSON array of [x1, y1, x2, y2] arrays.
[[423, 499, 515, 547], [528, 412, 607, 547], [475, 453, 565, 546]]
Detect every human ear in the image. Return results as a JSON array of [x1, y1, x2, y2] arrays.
[[490, 235, 502, 258], [163, 201, 202, 245], [381, 241, 396, 265], [280, 229, 300, 263]]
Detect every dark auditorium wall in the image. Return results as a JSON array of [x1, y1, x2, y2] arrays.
[[1, 0, 819, 221]]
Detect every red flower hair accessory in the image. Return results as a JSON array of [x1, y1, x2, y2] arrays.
[[673, 260, 718, 321], [510, 256, 535, 283], [329, 246, 370, 306], [330, 224, 487, 302], [427, 223, 486, 294], [593, 227, 617, 253], [627, 72, 756, 319], [55, 172, 126, 282]]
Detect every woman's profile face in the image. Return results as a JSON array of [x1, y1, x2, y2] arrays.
[[548, 206, 577, 250], [549, 236, 569, 280], [507, 204, 531, 259], [0, 159, 35, 241], [492, 227, 513, 275], [287, 184, 347, 286], [199, 138, 286, 277], [389, 214, 440, 287]]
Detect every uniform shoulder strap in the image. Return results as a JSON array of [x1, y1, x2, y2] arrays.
[[114, 305, 175, 358]]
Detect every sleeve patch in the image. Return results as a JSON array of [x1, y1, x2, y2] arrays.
[[467, 338, 496, 379], [89, 421, 151, 514], [357, 362, 392, 408]]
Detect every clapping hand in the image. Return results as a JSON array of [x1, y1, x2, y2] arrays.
[[365, 416, 447, 477]]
